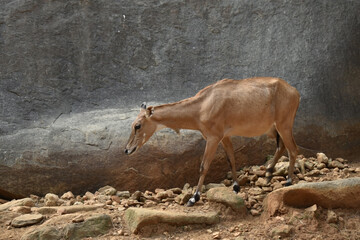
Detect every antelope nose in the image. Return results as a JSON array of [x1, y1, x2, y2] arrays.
[[124, 149, 129, 154]]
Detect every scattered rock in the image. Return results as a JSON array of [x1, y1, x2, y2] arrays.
[[175, 191, 193, 205], [98, 186, 117, 196], [61, 191, 75, 200], [248, 187, 263, 196], [212, 231, 221, 239], [270, 224, 294, 238], [327, 210, 338, 224], [255, 178, 268, 187], [10, 206, 32, 214], [206, 187, 246, 213], [317, 153, 329, 165], [11, 214, 44, 228], [273, 162, 289, 176], [45, 193, 60, 207], [263, 177, 360, 217], [21, 226, 62, 240], [124, 207, 219, 233], [116, 191, 131, 198], [63, 214, 113, 239], [237, 176, 249, 186], [0, 198, 34, 212], [83, 191, 95, 201], [169, 188, 183, 194], [130, 190, 143, 201], [328, 160, 344, 169]]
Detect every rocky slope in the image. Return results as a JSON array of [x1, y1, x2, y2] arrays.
[[1, 153, 360, 239]]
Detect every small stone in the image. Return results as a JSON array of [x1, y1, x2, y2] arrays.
[[250, 209, 261, 216], [316, 162, 326, 170], [270, 224, 294, 238], [106, 200, 113, 205], [45, 193, 59, 206], [328, 160, 344, 169], [248, 187, 263, 195], [237, 176, 249, 186], [183, 183, 191, 191], [169, 188, 182, 194], [11, 214, 44, 228], [130, 191, 143, 201], [335, 158, 345, 163], [255, 178, 268, 187], [298, 158, 306, 174], [116, 191, 130, 198], [304, 161, 314, 170], [98, 186, 117, 196], [272, 182, 283, 190], [111, 195, 121, 203], [320, 168, 330, 174], [175, 191, 193, 205], [305, 169, 321, 176], [262, 186, 272, 192], [317, 153, 329, 164], [254, 170, 266, 177], [355, 168, 360, 173], [61, 191, 75, 200], [212, 231, 221, 239], [84, 191, 95, 200], [327, 210, 338, 224], [304, 176, 312, 182], [249, 174, 258, 182], [222, 179, 232, 186]]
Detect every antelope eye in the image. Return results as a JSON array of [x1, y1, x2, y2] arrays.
[[135, 124, 141, 130]]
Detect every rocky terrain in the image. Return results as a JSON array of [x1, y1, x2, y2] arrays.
[[1, 152, 360, 240]]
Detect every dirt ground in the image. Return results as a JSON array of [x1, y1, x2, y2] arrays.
[[1, 160, 360, 240]]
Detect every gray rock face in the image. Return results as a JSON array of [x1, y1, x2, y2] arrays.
[[0, 0, 359, 198]]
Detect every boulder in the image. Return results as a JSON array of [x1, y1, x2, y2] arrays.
[[124, 207, 219, 233], [21, 226, 62, 240], [11, 214, 44, 228], [63, 214, 113, 239], [0, 198, 34, 212], [206, 187, 246, 213], [44, 193, 59, 207], [263, 178, 360, 217]]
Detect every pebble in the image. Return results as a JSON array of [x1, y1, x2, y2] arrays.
[[61, 191, 75, 200], [44, 193, 59, 206]]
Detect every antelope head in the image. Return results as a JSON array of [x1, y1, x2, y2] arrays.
[[124, 103, 156, 155]]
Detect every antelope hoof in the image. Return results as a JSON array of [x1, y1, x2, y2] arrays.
[[186, 192, 200, 207], [186, 198, 196, 207], [284, 179, 292, 186], [233, 182, 240, 193]]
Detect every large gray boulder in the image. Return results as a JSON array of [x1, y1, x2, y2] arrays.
[[124, 207, 220, 233], [0, 0, 359, 198], [263, 178, 360, 217]]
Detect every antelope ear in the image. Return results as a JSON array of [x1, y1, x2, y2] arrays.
[[145, 106, 154, 118], [140, 102, 147, 109]]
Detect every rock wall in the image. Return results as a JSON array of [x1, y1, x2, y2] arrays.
[[0, 0, 359, 198]]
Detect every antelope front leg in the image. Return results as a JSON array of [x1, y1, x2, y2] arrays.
[[187, 137, 220, 207]]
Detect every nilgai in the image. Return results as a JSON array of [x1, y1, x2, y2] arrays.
[[125, 77, 300, 206]]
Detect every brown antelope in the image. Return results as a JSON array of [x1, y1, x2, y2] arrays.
[[125, 77, 300, 206]]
